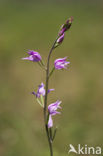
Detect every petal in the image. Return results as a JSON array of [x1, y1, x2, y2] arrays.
[[28, 50, 40, 56], [48, 115, 53, 128], [48, 100, 62, 115], [51, 111, 61, 116], [57, 33, 65, 43], [28, 50, 36, 55], [32, 91, 36, 96], [22, 55, 34, 61], [27, 50, 42, 62], [54, 57, 67, 64], [32, 53, 41, 62], [38, 83, 45, 96], [48, 89, 55, 94], [54, 57, 70, 70]]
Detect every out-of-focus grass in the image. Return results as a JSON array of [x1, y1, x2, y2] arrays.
[[0, 0, 103, 156]]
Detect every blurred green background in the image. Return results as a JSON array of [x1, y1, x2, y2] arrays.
[[0, 0, 103, 156]]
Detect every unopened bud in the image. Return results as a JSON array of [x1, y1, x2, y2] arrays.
[[59, 17, 73, 36]]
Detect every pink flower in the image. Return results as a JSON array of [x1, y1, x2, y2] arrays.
[[54, 57, 70, 70], [48, 100, 62, 128], [22, 50, 41, 62], [32, 83, 54, 98]]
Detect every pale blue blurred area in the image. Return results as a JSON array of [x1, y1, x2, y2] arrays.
[[0, 0, 103, 156]]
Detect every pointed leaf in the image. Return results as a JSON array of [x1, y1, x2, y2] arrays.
[[36, 98, 43, 107], [40, 95, 44, 107]]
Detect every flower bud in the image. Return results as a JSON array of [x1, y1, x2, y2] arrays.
[[59, 17, 73, 36], [57, 33, 64, 44], [54, 33, 65, 48]]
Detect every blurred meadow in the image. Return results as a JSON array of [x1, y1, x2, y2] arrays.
[[0, 0, 103, 156]]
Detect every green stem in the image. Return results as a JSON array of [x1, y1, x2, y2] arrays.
[[36, 98, 43, 107], [44, 36, 58, 156]]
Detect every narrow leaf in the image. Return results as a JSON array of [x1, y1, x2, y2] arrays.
[[40, 95, 44, 107], [49, 67, 55, 78], [52, 127, 58, 141], [36, 98, 43, 107]]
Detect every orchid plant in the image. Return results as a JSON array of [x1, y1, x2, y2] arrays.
[[22, 17, 73, 156]]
